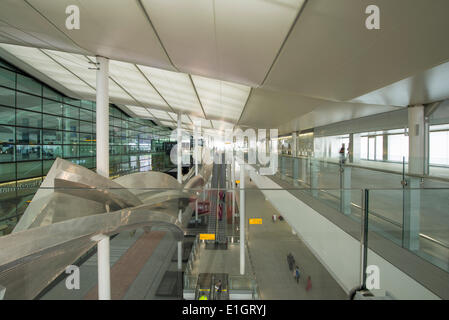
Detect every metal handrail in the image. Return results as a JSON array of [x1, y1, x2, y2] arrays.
[[279, 154, 449, 184], [277, 159, 449, 251]]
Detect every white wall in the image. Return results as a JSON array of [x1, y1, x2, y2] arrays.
[[248, 167, 440, 300]]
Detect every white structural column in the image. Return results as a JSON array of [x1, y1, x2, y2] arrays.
[[177, 113, 183, 270], [231, 155, 236, 229], [95, 56, 111, 300], [195, 127, 199, 176], [408, 106, 425, 175], [96, 56, 109, 178], [194, 124, 199, 222], [404, 106, 425, 250], [96, 235, 111, 300], [292, 132, 297, 157], [239, 162, 245, 275], [349, 133, 361, 164]]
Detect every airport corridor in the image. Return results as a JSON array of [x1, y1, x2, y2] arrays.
[[244, 175, 347, 300]]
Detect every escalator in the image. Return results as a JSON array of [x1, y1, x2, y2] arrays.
[[194, 273, 229, 300], [206, 153, 227, 249], [195, 273, 212, 300]]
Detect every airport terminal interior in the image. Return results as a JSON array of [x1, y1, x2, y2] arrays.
[[0, 0, 449, 301]]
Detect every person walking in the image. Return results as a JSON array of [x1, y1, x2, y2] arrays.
[[215, 280, 222, 299], [306, 276, 312, 292], [339, 143, 346, 165], [294, 266, 300, 284]]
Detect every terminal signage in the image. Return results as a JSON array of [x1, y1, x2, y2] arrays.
[[249, 218, 262, 225], [199, 233, 215, 240]]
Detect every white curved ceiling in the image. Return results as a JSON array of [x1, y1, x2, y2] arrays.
[[1, 0, 449, 133]]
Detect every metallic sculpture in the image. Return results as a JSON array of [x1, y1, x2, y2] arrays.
[[0, 156, 211, 300]]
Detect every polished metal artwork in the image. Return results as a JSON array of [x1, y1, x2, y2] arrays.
[[0, 156, 212, 300]]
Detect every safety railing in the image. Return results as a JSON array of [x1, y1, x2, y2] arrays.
[[276, 154, 449, 274], [1, 181, 448, 299]]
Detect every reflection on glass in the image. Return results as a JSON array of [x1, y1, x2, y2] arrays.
[[0, 143, 14, 162], [63, 145, 78, 158], [43, 87, 62, 101], [43, 130, 62, 145], [63, 104, 79, 119], [43, 114, 63, 130], [79, 121, 92, 133], [79, 109, 93, 122], [0, 162, 15, 181], [16, 110, 41, 128], [0, 68, 15, 89], [16, 91, 41, 112], [16, 145, 41, 161], [43, 99, 63, 116], [64, 131, 79, 144], [17, 74, 41, 96], [17, 160, 42, 179], [43, 145, 62, 159], [16, 127, 40, 144], [0, 106, 15, 125]]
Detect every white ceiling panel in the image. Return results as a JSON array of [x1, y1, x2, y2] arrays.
[[43, 49, 96, 86], [141, 0, 305, 86], [238, 87, 323, 128], [190, 116, 212, 129], [137, 65, 203, 116], [211, 120, 234, 131], [0, 21, 47, 48], [351, 61, 449, 107], [278, 102, 401, 135], [263, 0, 449, 101], [191, 75, 250, 122], [126, 105, 152, 118], [0, 0, 87, 53], [25, 0, 174, 70], [147, 108, 173, 121], [181, 114, 192, 124], [160, 120, 176, 128], [108, 79, 133, 102], [0, 43, 94, 96], [167, 113, 192, 124], [109, 60, 168, 108]]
